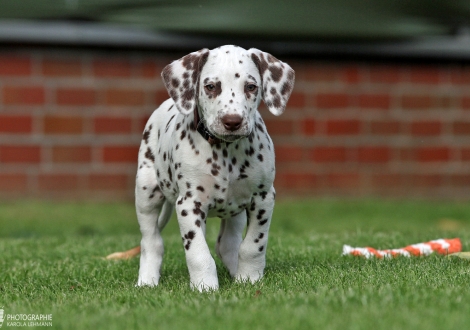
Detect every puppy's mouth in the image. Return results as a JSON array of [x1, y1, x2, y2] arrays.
[[200, 120, 251, 143], [214, 132, 247, 142], [210, 126, 251, 142]]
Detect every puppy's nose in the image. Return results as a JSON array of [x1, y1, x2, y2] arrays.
[[222, 114, 243, 131]]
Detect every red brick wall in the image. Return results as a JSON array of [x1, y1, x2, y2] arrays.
[[0, 48, 469, 200]]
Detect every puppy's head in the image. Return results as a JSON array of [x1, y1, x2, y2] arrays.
[[162, 45, 295, 142]]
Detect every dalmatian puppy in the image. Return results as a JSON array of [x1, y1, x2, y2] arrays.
[[135, 45, 295, 291]]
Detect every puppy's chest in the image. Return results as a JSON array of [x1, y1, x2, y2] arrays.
[[183, 145, 262, 188], [203, 158, 260, 218], [157, 132, 273, 217]]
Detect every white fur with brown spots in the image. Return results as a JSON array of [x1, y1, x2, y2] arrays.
[[127, 45, 294, 291]]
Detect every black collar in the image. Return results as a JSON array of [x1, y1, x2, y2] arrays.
[[194, 107, 229, 146]]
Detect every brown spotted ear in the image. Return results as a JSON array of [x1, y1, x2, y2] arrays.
[[248, 49, 295, 116], [161, 48, 210, 115]]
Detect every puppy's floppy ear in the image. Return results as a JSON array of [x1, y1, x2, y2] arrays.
[[248, 49, 295, 116], [161, 48, 210, 115]]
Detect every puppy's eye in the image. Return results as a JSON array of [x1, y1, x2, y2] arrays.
[[205, 84, 216, 91], [246, 84, 257, 92]]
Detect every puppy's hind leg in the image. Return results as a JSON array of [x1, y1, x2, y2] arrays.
[[136, 163, 166, 287], [216, 212, 246, 277], [106, 199, 172, 263]]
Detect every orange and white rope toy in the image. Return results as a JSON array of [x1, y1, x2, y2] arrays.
[[342, 238, 462, 259]]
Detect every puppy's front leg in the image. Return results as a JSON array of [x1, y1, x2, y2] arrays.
[[176, 196, 218, 291], [236, 187, 275, 283]]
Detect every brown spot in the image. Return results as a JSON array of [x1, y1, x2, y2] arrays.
[[181, 53, 198, 70], [287, 70, 295, 81], [214, 81, 222, 97], [251, 53, 269, 75], [272, 94, 281, 108], [244, 89, 251, 100], [169, 89, 179, 101], [267, 54, 277, 63], [182, 89, 195, 104], [281, 81, 292, 95], [171, 78, 180, 88], [269, 65, 283, 82], [162, 65, 173, 84], [142, 130, 150, 144], [145, 147, 155, 162]]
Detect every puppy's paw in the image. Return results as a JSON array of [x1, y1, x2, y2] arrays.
[[136, 276, 159, 287], [235, 270, 263, 284], [190, 278, 219, 292]]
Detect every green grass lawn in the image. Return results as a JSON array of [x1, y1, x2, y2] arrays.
[[1, 199, 470, 330]]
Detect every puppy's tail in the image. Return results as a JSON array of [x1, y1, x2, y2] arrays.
[[106, 246, 141, 260]]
